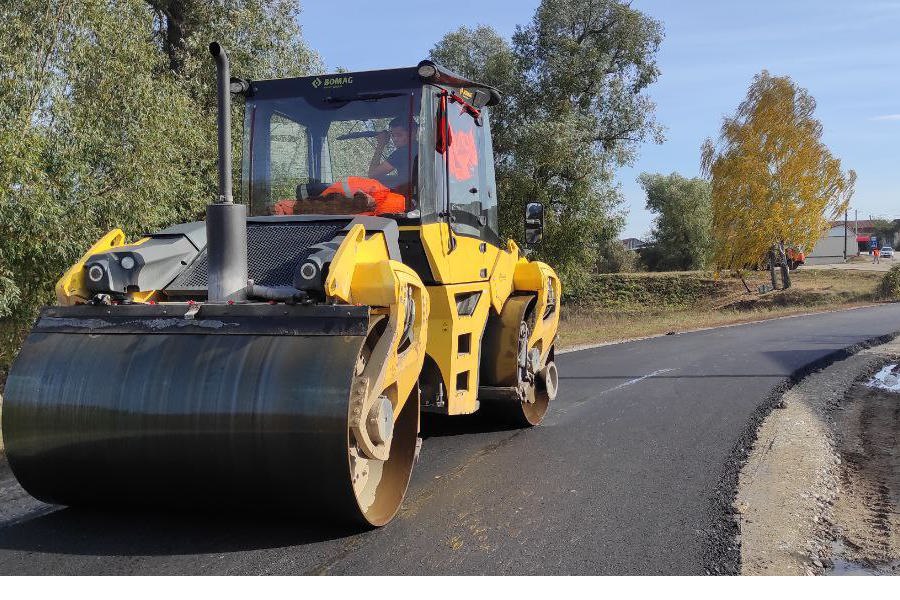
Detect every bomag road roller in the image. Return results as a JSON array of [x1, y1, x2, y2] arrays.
[[1, 43, 561, 526]]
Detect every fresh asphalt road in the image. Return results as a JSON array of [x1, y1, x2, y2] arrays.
[[1, 304, 899, 575]]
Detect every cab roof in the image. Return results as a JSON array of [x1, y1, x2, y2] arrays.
[[245, 61, 501, 106]]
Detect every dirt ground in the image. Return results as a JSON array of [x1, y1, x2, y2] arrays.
[[736, 338, 900, 575], [800, 256, 896, 272]]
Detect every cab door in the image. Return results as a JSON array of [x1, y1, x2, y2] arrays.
[[440, 89, 500, 283]]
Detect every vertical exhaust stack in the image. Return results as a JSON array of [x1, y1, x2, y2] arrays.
[[206, 42, 248, 303]]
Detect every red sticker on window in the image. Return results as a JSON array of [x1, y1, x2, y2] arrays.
[[448, 125, 477, 181]]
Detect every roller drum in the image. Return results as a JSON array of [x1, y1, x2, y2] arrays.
[[1, 304, 405, 524]]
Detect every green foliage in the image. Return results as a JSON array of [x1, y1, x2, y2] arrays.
[[430, 1, 663, 292], [0, 0, 320, 321], [0, 271, 19, 320], [880, 265, 900, 300], [572, 272, 725, 309], [638, 172, 712, 271], [596, 238, 639, 273], [869, 218, 899, 247]]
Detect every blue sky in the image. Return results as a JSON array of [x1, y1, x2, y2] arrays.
[[300, 1, 900, 239]]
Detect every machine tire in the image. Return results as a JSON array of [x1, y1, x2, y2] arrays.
[[480, 295, 554, 427]]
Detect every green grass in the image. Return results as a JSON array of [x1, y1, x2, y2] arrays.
[[571, 271, 727, 310]]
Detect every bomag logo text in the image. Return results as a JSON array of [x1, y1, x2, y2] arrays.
[[314, 76, 353, 88]]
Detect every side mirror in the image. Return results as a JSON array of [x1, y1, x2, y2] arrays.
[[524, 202, 544, 247], [471, 89, 491, 108]]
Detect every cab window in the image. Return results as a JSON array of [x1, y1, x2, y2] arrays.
[[269, 113, 310, 201], [479, 107, 499, 242], [445, 94, 484, 237]]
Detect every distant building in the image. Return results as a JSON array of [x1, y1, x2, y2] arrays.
[[806, 223, 848, 265], [806, 219, 899, 264], [621, 237, 646, 251]]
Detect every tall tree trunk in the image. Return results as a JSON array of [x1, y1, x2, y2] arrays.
[[778, 240, 791, 289], [738, 271, 753, 293], [769, 247, 778, 290], [147, 1, 186, 73]]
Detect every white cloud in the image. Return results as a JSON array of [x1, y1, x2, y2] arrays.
[[870, 114, 900, 121]]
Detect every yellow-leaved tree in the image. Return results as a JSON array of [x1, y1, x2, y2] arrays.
[[701, 71, 855, 288]]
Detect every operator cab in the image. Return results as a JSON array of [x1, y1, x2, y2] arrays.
[[240, 61, 502, 243]]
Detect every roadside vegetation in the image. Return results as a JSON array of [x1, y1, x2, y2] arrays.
[[558, 268, 889, 348], [635, 173, 712, 272], [880, 265, 900, 300]]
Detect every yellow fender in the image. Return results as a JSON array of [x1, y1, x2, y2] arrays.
[[513, 260, 561, 366], [488, 239, 520, 314], [56, 230, 155, 305], [55, 229, 126, 305], [325, 225, 430, 424]]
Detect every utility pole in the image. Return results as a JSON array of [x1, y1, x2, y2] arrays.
[[869, 214, 874, 255]]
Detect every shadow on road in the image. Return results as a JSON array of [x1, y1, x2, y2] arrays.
[[0, 504, 362, 556], [420, 411, 519, 439], [0, 413, 520, 559]]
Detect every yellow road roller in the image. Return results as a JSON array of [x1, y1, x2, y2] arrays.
[[1, 44, 560, 526]]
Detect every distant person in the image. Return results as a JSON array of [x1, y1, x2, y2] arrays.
[[873, 245, 881, 264]]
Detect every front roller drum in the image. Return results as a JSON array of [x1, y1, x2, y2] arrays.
[[1, 304, 417, 527]]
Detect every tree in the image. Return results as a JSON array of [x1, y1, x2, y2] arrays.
[[869, 218, 899, 248], [638, 172, 711, 271], [430, 0, 663, 294], [701, 71, 855, 288], [596, 237, 638, 273], [0, 0, 320, 322]]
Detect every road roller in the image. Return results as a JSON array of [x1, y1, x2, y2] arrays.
[[1, 44, 561, 526]]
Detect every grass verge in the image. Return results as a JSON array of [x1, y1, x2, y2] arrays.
[[559, 269, 888, 349]]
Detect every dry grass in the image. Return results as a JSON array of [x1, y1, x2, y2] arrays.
[[558, 269, 886, 349]]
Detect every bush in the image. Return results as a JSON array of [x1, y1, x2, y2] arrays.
[[879, 265, 900, 299], [636, 244, 665, 271], [570, 272, 727, 309], [597, 239, 639, 273]]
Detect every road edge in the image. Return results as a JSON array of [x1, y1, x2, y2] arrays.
[[700, 328, 900, 575]]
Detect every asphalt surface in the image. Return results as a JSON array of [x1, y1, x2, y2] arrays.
[[1, 303, 899, 575]]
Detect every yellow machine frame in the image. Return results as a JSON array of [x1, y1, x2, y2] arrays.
[[58, 217, 561, 420]]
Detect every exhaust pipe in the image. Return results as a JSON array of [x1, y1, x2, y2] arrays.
[[206, 42, 248, 303]]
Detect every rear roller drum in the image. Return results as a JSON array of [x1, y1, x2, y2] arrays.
[[513, 322, 556, 427], [480, 295, 557, 427]]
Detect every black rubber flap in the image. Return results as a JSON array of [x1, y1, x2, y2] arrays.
[[32, 304, 369, 336]]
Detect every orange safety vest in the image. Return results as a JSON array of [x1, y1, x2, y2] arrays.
[[272, 177, 406, 216]]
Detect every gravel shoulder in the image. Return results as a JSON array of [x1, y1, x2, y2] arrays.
[[800, 260, 896, 273], [736, 338, 900, 575]]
